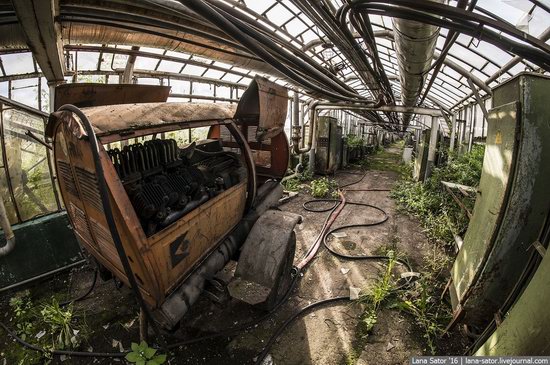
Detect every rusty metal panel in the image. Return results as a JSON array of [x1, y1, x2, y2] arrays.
[[46, 102, 237, 140], [54, 83, 170, 110], [150, 182, 246, 294], [234, 76, 288, 142], [451, 73, 550, 327]]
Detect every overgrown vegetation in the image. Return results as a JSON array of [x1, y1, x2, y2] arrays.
[[393, 270, 451, 353], [310, 177, 339, 198], [391, 145, 485, 245], [282, 170, 313, 192], [3, 290, 89, 364], [346, 250, 400, 363], [346, 134, 365, 148], [346, 213, 456, 363], [363, 144, 409, 176]]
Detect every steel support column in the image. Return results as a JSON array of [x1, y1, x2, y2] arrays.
[[122, 46, 140, 84], [450, 114, 457, 152], [468, 77, 490, 123], [425, 115, 439, 180]]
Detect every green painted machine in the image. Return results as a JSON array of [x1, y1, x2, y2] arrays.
[[475, 213, 550, 355], [449, 73, 550, 330], [315, 116, 342, 174]]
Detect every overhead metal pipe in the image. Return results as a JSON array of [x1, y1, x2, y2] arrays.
[[392, 0, 443, 128]]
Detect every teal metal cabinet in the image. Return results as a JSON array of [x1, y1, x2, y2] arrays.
[[450, 73, 550, 327], [315, 116, 342, 174], [0, 212, 83, 291]]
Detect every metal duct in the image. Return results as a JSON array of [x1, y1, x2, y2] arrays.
[[392, 0, 443, 127]]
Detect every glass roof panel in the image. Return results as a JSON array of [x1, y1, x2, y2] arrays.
[[0, 0, 548, 116], [157, 60, 182, 73], [1, 53, 35, 75]]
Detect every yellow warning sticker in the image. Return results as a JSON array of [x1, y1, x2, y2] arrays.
[[495, 131, 502, 145]]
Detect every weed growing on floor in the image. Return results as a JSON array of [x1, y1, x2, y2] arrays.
[[4, 291, 90, 364], [40, 299, 80, 350], [391, 145, 485, 246], [346, 250, 399, 363], [391, 246, 452, 355], [282, 170, 313, 192], [310, 177, 339, 198], [352, 243, 452, 358], [126, 341, 167, 365]]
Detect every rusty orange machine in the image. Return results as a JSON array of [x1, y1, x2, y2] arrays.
[[45, 77, 301, 330]]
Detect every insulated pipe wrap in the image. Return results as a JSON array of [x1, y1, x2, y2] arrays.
[[392, 0, 443, 126]]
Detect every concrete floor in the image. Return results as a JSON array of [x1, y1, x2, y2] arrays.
[[0, 146, 467, 365]]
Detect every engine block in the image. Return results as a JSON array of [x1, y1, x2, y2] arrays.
[[108, 139, 244, 236]]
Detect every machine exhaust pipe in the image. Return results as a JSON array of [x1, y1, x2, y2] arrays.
[[392, 1, 443, 128]]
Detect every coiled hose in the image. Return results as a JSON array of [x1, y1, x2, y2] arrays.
[[253, 171, 414, 364]]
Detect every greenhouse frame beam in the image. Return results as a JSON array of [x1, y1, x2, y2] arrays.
[[12, 0, 65, 83], [63, 45, 252, 79]]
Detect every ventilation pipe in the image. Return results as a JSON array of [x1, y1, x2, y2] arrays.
[[392, 0, 443, 129], [0, 198, 15, 257]]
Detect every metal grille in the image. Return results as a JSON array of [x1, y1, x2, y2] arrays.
[[70, 202, 93, 244], [90, 219, 113, 248], [74, 167, 104, 213], [57, 161, 79, 198]]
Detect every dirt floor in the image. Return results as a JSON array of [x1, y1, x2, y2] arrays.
[[0, 144, 469, 365]]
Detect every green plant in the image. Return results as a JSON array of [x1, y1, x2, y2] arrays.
[[361, 250, 397, 311], [297, 169, 313, 182], [310, 177, 338, 198], [347, 134, 365, 148], [357, 250, 398, 335], [346, 250, 399, 363], [126, 341, 167, 365], [40, 299, 79, 350], [391, 273, 451, 354], [9, 291, 34, 341], [282, 177, 301, 192], [4, 292, 90, 364], [282, 170, 314, 192]]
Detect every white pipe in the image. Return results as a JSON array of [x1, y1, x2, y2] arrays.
[[0, 197, 15, 257]]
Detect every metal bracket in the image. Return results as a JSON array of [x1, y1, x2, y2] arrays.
[[467, 77, 490, 123]]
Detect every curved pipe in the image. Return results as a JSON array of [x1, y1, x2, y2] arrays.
[[0, 196, 15, 257], [292, 99, 383, 155]]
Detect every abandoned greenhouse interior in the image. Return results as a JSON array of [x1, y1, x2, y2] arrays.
[[0, 0, 549, 364]]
